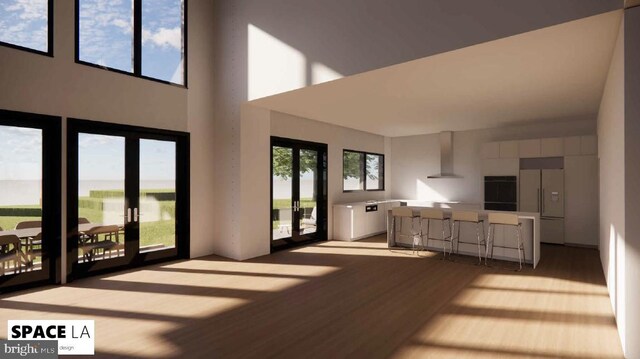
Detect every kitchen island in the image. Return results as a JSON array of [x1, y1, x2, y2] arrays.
[[387, 206, 541, 268]]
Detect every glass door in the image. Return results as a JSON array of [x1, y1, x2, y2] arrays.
[[0, 110, 60, 292], [271, 137, 327, 251], [68, 119, 188, 280]]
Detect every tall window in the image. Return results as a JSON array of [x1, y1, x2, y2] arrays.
[[343, 150, 384, 192], [0, 0, 52, 55], [77, 0, 186, 86]]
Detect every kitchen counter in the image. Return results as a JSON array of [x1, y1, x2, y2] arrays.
[[387, 206, 540, 268], [333, 199, 406, 208]]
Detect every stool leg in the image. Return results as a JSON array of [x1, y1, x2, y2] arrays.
[[517, 224, 523, 271], [426, 219, 430, 252], [419, 218, 425, 252], [485, 224, 492, 266], [476, 222, 482, 264], [441, 220, 447, 259], [452, 220, 457, 255]]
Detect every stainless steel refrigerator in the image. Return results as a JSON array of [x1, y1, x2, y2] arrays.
[[520, 169, 564, 244]]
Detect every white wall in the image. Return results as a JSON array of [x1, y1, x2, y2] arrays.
[[270, 110, 388, 240], [597, 16, 625, 348], [186, 1, 217, 258], [622, 6, 640, 358], [390, 119, 597, 204]]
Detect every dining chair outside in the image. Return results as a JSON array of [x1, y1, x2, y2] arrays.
[[0, 235, 22, 276], [80, 225, 123, 261], [15, 220, 42, 230], [26, 233, 42, 267]]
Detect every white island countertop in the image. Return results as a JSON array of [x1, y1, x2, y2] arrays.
[[334, 200, 482, 209], [333, 199, 405, 208]]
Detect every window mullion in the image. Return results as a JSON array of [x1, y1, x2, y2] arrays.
[[133, 0, 142, 75]]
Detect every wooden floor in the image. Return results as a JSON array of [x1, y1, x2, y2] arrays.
[[0, 235, 624, 359]]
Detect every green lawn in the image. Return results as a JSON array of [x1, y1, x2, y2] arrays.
[[1, 189, 176, 250], [0, 216, 32, 232]]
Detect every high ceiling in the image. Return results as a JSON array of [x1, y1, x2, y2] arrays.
[[250, 11, 622, 137]]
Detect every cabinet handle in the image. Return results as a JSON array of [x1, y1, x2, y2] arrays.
[[537, 188, 540, 212], [541, 189, 545, 213]]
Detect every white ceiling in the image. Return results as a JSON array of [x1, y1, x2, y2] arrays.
[[249, 11, 622, 137]]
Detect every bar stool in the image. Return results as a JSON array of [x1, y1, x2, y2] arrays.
[[451, 211, 486, 264], [418, 209, 452, 258], [391, 207, 421, 253], [486, 213, 525, 270]]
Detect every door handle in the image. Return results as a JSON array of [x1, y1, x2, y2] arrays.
[[127, 208, 132, 223], [134, 208, 139, 222]]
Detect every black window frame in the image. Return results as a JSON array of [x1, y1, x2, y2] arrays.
[[74, 0, 188, 88], [0, 0, 54, 57], [342, 149, 385, 192]]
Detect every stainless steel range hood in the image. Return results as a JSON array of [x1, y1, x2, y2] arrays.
[[427, 131, 461, 178]]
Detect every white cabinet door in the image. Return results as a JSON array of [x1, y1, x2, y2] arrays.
[[482, 159, 519, 176], [499, 141, 518, 158], [518, 139, 541, 158], [580, 135, 598, 155], [564, 156, 599, 246], [564, 136, 581, 156], [541, 138, 564, 157], [482, 142, 500, 159]]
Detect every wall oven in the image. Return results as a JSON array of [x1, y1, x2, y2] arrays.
[[484, 176, 517, 211]]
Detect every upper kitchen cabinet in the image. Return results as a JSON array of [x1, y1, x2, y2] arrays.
[[499, 141, 519, 158], [541, 138, 564, 157], [580, 135, 598, 155], [564, 136, 581, 155], [518, 139, 541, 158], [482, 142, 500, 159]]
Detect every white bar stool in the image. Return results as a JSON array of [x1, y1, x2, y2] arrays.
[[391, 207, 421, 252], [451, 211, 486, 264], [486, 213, 525, 270], [419, 208, 452, 258]]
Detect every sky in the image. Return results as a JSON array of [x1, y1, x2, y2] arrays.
[[78, 0, 184, 84], [78, 134, 176, 181], [0, 127, 175, 182], [0, 0, 184, 84], [0, 0, 48, 52], [0, 125, 42, 181]]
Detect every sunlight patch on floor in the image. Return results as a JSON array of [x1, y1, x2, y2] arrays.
[[102, 270, 307, 292], [159, 260, 340, 277]]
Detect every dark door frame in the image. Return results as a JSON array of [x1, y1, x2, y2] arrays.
[[0, 109, 61, 293], [67, 118, 190, 281], [270, 136, 327, 252]]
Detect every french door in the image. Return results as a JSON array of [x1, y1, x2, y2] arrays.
[[0, 110, 61, 292], [271, 137, 327, 251], [67, 119, 189, 280]]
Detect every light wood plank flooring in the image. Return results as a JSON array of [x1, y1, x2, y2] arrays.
[[0, 235, 623, 358]]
